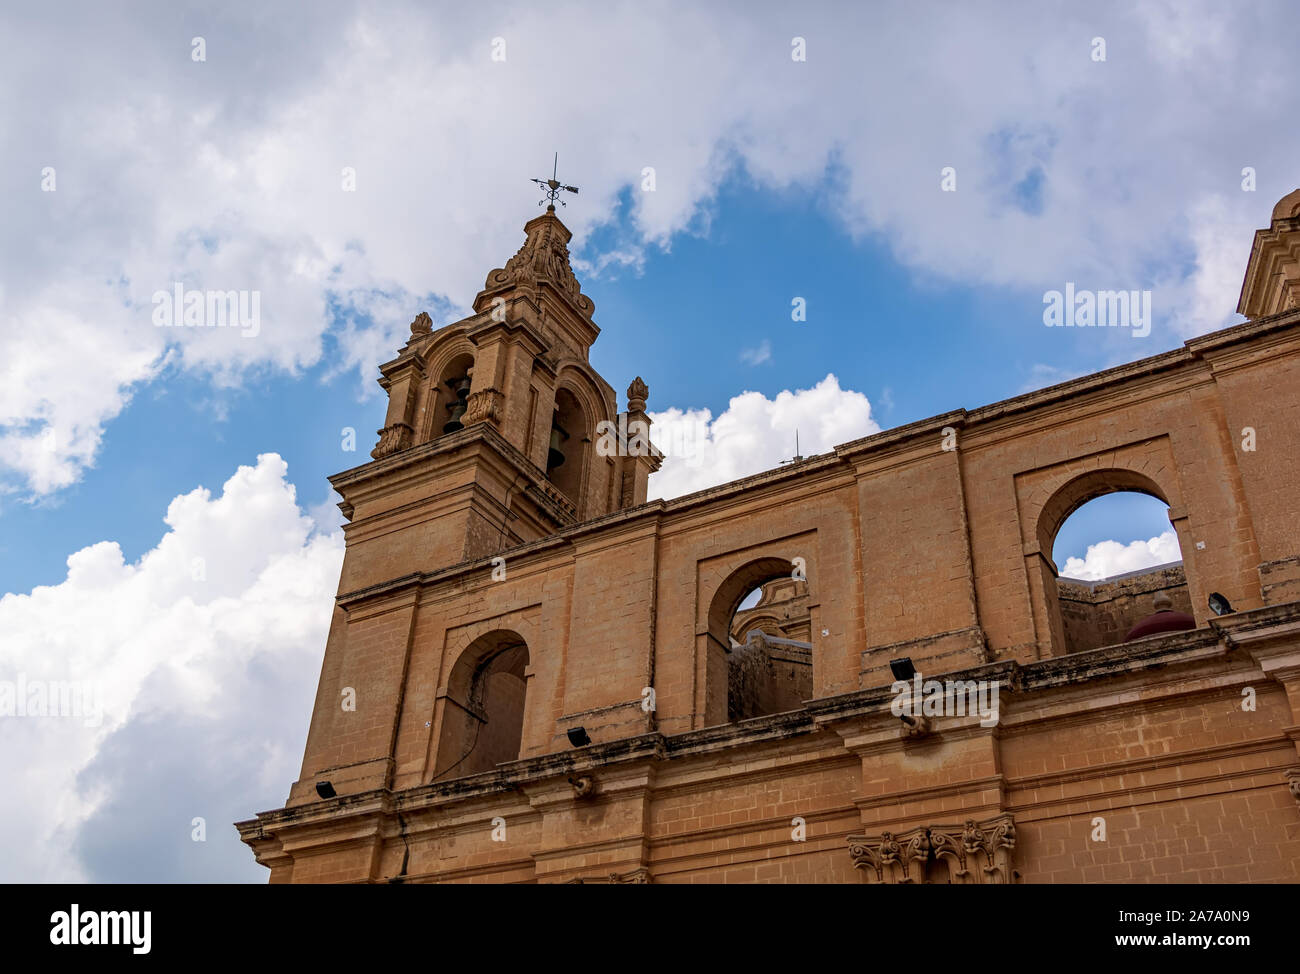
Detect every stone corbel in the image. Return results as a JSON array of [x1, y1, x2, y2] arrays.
[[1286, 768, 1300, 807], [568, 774, 597, 799]]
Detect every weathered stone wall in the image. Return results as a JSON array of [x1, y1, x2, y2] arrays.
[[726, 632, 812, 720]]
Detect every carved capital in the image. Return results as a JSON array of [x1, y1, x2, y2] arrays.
[[370, 422, 413, 460], [848, 814, 1018, 884], [1286, 768, 1300, 805], [931, 816, 1018, 884], [611, 867, 649, 884], [564, 866, 650, 885]]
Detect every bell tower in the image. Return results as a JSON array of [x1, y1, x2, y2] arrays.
[[276, 205, 662, 808], [333, 203, 661, 592]]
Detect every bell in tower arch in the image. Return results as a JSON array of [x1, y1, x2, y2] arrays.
[[442, 375, 472, 434], [547, 421, 569, 473]]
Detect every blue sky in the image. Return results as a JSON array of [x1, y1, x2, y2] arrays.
[[0, 170, 1190, 594], [2, 0, 1296, 882]]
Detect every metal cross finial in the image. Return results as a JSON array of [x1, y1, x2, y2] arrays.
[[532, 153, 579, 210]]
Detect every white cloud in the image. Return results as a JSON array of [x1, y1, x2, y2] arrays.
[[647, 374, 877, 500], [0, 454, 343, 881], [1059, 530, 1182, 581], [739, 339, 772, 365], [2, 0, 1295, 497]]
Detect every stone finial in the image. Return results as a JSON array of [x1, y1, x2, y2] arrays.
[[627, 376, 649, 413], [1153, 591, 1173, 612], [409, 311, 433, 337], [476, 211, 595, 317]]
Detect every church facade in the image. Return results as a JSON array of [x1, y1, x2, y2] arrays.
[[238, 191, 1300, 883]]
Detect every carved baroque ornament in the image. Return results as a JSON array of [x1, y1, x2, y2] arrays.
[[847, 814, 1018, 884]]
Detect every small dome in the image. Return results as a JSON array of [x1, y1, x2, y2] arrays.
[[1124, 591, 1195, 641], [1272, 188, 1300, 222]]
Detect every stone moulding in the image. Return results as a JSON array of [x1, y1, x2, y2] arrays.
[[847, 814, 1018, 884]]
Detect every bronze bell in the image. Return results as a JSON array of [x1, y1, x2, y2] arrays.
[[547, 423, 569, 470], [441, 374, 472, 434], [443, 398, 467, 434]]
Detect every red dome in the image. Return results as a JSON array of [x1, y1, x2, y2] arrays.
[[1124, 610, 1196, 641]]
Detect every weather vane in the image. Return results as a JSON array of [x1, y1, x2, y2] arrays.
[[532, 152, 579, 209]]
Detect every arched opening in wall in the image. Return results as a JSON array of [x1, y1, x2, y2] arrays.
[[1047, 487, 1191, 653], [433, 630, 529, 781], [706, 559, 813, 724], [547, 388, 588, 506], [434, 353, 475, 436]]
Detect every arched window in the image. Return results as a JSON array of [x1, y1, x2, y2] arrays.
[[706, 560, 812, 724], [548, 388, 588, 506], [1038, 478, 1192, 654], [433, 630, 529, 780], [432, 352, 475, 437]]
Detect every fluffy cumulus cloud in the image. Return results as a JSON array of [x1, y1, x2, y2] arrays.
[[647, 373, 877, 500], [0, 455, 343, 881], [1060, 530, 1182, 581], [2, 0, 1297, 497]]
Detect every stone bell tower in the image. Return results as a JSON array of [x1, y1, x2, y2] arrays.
[[334, 205, 662, 595], [275, 206, 661, 807]]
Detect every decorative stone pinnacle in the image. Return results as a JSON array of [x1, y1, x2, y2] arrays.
[[477, 210, 595, 318], [409, 311, 432, 337], [627, 376, 649, 413]]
